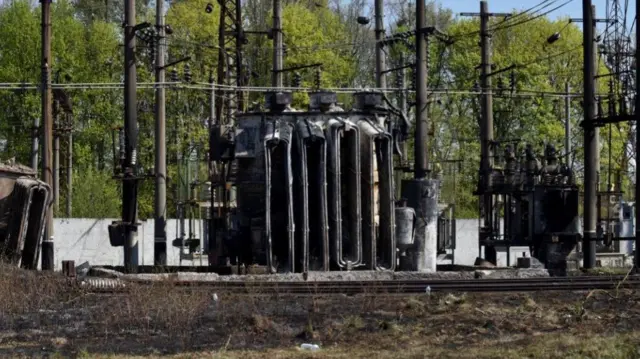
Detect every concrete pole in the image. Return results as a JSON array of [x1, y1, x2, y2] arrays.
[[54, 113, 59, 211], [208, 75, 217, 264], [66, 113, 72, 218], [400, 0, 438, 273], [565, 82, 571, 167], [480, 1, 496, 264], [582, 0, 597, 269], [40, 0, 54, 270], [635, 0, 640, 269], [272, 0, 283, 88], [31, 115, 39, 171], [395, 55, 408, 200], [414, 0, 428, 179], [123, 0, 139, 273], [374, 0, 387, 89], [154, 0, 167, 266]]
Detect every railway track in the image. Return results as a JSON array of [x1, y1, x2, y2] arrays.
[[79, 275, 640, 295]]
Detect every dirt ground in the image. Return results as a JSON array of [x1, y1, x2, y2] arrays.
[[2, 267, 640, 358]]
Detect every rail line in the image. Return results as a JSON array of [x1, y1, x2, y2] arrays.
[[78, 275, 640, 295]]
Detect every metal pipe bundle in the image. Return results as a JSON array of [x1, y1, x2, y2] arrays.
[[356, 117, 396, 271], [20, 180, 51, 269], [2, 177, 51, 268], [293, 117, 329, 272], [264, 119, 295, 273], [326, 118, 362, 270]]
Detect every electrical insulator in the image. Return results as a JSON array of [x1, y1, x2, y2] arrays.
[[170, 68, 179, 82], [426, 44, 431, 64], [620, 95, 627, 115], [149, 44, 155, 61], [597, 98, 604, 117], [292, 72, 301, 88], [118, 128, 125, 161], [509, 71, 515, 93], [314, 68, 321, 89], [395, 70, 404, 89], [282, 43, 288, 56], [472, 80, 480, 93], [411, 70, 417, 91], [184, 63, 192, 83], [497, 76, 505, 92], [608, 79, 614, 95]]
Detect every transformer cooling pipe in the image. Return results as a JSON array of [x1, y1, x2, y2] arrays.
[[294, 117, 330, 272], [326, 118, 363, 270], [356, 117, 396, 271], [264, 119, 295, 273]]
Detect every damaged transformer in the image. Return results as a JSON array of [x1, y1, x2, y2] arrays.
[[0, 162, 51, 269], [479, 142, 580, 272], [226, 91, 412, 273]]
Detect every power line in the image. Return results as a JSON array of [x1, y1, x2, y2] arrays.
[[490, 0, 575, 33]]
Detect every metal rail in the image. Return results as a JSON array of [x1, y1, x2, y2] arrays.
[[80, 275, 640, 295]]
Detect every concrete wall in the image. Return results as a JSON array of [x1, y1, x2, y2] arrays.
[[47, 218, 208, 270], [46, 218, 529, 270]]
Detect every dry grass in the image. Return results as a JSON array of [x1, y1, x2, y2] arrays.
[[0, 265, 639, 358]]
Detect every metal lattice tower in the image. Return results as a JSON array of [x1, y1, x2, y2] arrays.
[[215, 0, 246, 127], [602, 0, 635, 110]]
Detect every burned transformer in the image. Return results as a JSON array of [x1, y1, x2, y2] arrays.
[[480, 143, 580, 272], [0, 161, 51, 269], [227, 91, 398, 273]]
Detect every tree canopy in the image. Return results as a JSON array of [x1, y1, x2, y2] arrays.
[[0, 0, 631, 218]]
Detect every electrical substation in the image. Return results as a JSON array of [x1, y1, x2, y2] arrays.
[[1, 0, 640, 281]]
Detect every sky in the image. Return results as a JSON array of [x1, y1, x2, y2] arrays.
[[440, 0, 636, 34]]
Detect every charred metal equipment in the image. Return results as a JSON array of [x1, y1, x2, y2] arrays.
[[478, 142, 581, 272], [228, 91, 399, 273], [0, 162, 51, 269]]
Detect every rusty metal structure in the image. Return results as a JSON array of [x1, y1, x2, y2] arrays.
[[0, 162, 51, 269]]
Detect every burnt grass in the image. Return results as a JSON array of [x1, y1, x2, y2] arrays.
[[2, 266, 640, 358]]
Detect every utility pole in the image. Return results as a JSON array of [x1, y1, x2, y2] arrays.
[[395, 54, 408, 199], [31, 116, 39, 171], [565, 82, 571, 167], [374, 0, 386, 89], [400, 0, 439, 273], [53, 101, 60, 211], [635, 0, 640, 270], [208, 73, 216, 265], [414, 0, 428, 179], [461, 2, 508, 265], [123, 0, 139, 273], [582, 0, 597, 269], [40, 0, 54, 270], [154, 0, 167, 266], [479, 1, 495, 263], [66, 113, 72, 217], [272, 0, 283, 88]]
